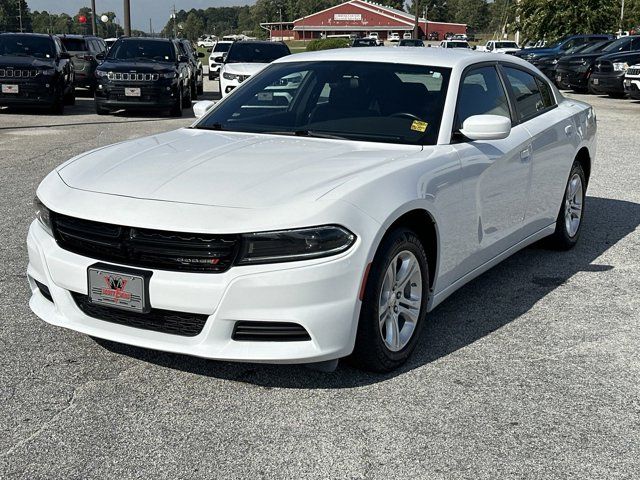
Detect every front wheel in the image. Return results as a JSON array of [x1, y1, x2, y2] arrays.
[[546, 161, 586, 250], [169, 86, 183, 117], [350, 228, 429, 372]]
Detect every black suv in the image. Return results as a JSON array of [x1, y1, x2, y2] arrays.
[[555, 36, 640, 92], [59, 34, 107, 93], [589, 49, 640, 97], [94, 37, 191, 116], [0, 33, 74, 114], [176, 39, 204, 98]]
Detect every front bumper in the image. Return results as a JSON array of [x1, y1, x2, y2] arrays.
[[0, 79, 56, 106], [623, 77, 640, 99], [27, 220, 367, 364], [94, 81, 179, 109], [589, 72, 626, 94], [555, 66, 590, 90]]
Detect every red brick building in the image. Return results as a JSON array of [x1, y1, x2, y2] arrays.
[[261, 0, 467, 42]]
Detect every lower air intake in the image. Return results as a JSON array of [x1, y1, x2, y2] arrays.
[[232, 321, 311, 342]]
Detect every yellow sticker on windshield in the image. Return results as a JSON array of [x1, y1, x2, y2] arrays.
[[411, 120, 428, 133]]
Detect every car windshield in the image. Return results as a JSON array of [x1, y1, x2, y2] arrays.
[[0, 35, 54, 58], [495, 42, 518, 49], [60, 38, 87, 51], [196, 61, 451, 146], [226, 43, 290, 63], [579, 40, 613, 53], [213, 42, 232, 53], [399, 40, 424, 47], [602, 37, 632, 52], [447, 42, 468, 48], [107, 40, 175, 62]]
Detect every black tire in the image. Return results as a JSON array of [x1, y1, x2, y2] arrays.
[[169, 86, 183, 117], [191, 80, 198, 100], [197, 83, 204, 95], [183, 83, 192, 109], [64, 86, 76, 105], [546, 161, 587, 250], [608, 92, 626, 99], [95, 102, 109, 115], [350, 228, 429, 372], [208, 71, 215, 81], [50, 93, 64, 115]]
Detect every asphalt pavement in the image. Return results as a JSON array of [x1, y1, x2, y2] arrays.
[[1, 80, 639, 479]]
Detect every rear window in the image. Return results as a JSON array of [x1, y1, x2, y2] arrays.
[[226, 43, 290, 64], [61, 38, 87, 51]]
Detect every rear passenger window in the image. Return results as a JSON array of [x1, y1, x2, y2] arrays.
[[536, 77, 556, 108], [456, 66, 510, 129], [503, 67, 547, 121]]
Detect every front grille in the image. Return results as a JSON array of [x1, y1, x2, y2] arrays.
[[595, 61, 612, 73], [107, 71, 159, 81], [232, 321, 311, 342], [72, 292, 208, 336], [51, 212, 240, 273], [107, 85, 166, 102], [627, 68, 640, 76], [0, 68, 38, 78]]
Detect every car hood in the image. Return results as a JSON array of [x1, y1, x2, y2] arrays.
[[598, 51, 640, 63], [0, 56, 54, 68], [557, 52, 604, 65], [517, 47, 557, 57], [56, 128, 420, 209], [224, 63, 269, 76]]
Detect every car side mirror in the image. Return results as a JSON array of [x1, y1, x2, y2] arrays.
[[213, 55, 224, 63], [178, 55, 188, 63], [59, 52, 71, 60], [459, 115, 511, 141], [193, 100, 217, 118], [96, 52, 105, 61], [197, 51, 205, 58]]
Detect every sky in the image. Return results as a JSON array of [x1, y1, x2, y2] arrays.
[[28, 0, 255, 32]]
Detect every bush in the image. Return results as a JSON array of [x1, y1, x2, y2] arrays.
[[306, 38, 350, 51]]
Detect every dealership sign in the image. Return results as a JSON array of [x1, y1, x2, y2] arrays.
[[334, 13, 362, 21]]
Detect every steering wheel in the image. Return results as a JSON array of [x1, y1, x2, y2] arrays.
[[390, 112, 422, 121]]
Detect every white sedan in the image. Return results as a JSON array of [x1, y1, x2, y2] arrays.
[[28, 48, 596, 372]]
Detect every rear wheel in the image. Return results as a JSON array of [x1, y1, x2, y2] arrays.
[[169, 85, 183, 117], [197, 83, 204, 95], [183, 83, 192, 109], [350, 228, 429, 372], [546, 161, 586, 250], [63, 86, 76, 105]]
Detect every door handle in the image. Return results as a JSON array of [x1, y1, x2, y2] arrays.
[[565, 125, 574, 136], [520, 146, 532, 162]]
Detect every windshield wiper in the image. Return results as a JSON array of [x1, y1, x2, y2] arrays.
[[257, 130, 351, 140]]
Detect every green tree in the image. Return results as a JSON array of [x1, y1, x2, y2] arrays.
[[183, 10, 205, 41], [517, 0, 618, 42], [0, 0, 31, 32]]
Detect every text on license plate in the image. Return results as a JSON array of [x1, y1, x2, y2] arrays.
[[88, 266, 147, 312], [1, 84, 19, 94], [125, 87, 141, 97]]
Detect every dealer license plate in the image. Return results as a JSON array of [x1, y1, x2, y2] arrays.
[[1, 84, 19, 94], [124, 87, 141, 97], [624, 79, 631, 87], [88, 266, 149, 313], [592, 78, 599, 85], [556, 75, 562, 83]]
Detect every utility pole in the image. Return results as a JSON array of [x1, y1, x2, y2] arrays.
[[149, 18, 153, 36], [18, 0, 23, 32], [619, 0, 625, 35], [123, 0, 131, 36], [91, 0, 97, 35], [172, 5, 177, 39], [414, 0, 420, 40]]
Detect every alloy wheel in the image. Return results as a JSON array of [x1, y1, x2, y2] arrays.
[[564, 173, 583, 237]]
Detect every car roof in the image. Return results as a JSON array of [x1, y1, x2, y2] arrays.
[[118, 37, 172, 43], [274, 47, 533, 70], [0, 32, 52, 38], [58, 34, 100, 39]]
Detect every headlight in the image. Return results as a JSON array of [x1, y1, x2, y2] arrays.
[[613, 62, 629, 72], [34, 197, 53, 236], [223, 72, 238, 81], [236, 225, 356, 265], [162, 72, 177, 79], [95, 70, 108, 78]]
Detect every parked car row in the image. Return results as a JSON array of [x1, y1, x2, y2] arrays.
[[515, 33, 640, 99], [0, 33, 207, 116]]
